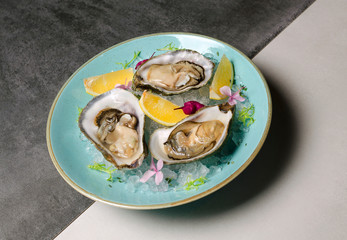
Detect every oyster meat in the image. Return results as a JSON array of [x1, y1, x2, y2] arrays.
[[149, 103, 234, 164], [164, 120, 225, 160], [133, 50, 214, 95], [79, 88, 146, 169]]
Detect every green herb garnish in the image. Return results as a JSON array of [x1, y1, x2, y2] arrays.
[[240, 84, 248, 91], [76, 107, 83, 123], [165, 178, 172, 184], [116, 51, 141, 69], [116, 177, 124, 183], [157, 42, 180, 51], [239, 84, 248, 97], [238, 104, 255, 127], [165, 177, 173, 186], [88, 162, 117, 182], [183, 176, 207, 191]]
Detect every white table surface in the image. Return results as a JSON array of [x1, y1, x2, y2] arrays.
[[56, 0, 347, 239]]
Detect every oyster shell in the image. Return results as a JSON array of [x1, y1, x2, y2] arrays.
[[149, 103, 234, 164], [133, 50, 214, 95], [79, 89, 146, 169]]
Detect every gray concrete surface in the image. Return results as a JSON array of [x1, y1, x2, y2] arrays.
[[0, 0, 314, 239]]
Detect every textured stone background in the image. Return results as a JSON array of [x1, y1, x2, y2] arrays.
[[0, 0, 314, 239]]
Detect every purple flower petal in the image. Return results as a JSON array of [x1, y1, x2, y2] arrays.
[[114, 84, 126, 89], [228, 98, 237, 106], [135, 52, 156, 70], [114, 78, 132, 90], [114, 84, 121, 89], [219, 86, 232, 97], [140, 157, 165, 185], [175, 101, 205, 115], [156, 160, 163, 171], [231, 87, 245, 102], [150, 157, 156, 171], [234, 95, 245, 102], [155, 171, 164, 185], [135, 59, 148, 70], [140, 170, 156, 183], [126, 81, 132, 89]]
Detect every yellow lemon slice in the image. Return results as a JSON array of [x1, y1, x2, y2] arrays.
[[84, 68, 134, 96], [139, 91, 187, 126], [209, 54, 234, 100]]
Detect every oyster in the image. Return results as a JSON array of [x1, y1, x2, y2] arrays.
[[133, 50, 214, 95], [149, 103, 234, 164], [79, 88, 146, 169]]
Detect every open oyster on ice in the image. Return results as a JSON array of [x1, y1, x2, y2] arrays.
[[133, 50, 214, 95], [149, 103, 234, 164], [79, 88, 146, 169]]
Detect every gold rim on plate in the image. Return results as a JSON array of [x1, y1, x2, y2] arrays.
[[46, 32, 272, 210]]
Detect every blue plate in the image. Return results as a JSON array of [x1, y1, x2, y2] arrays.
[[46, 33, 272, 209]]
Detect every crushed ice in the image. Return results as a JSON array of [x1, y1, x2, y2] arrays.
[[82, 51, 254, 192]]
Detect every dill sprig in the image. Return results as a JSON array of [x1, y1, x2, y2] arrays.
[[157, 42, 180, 51], [76, 107, 83, 123], [116, 51, 141, 69], [88, 162, 117, 182], [238, 104, 255, 127], [183, 176, 208, 191]]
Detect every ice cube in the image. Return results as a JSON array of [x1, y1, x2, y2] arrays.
[[162, 167, 177, 180]]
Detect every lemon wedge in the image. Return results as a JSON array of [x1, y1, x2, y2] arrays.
[[209, 54, 234, 100], [84, 68, 134, 96], [139, 91, 187, 126]]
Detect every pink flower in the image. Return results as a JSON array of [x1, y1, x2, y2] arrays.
[[135, 52, 156, 70], [219, 86, 245, 106], [139, 157, 164, 185], [174, 101, 205, 115], [115, 78, 132, 90]]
